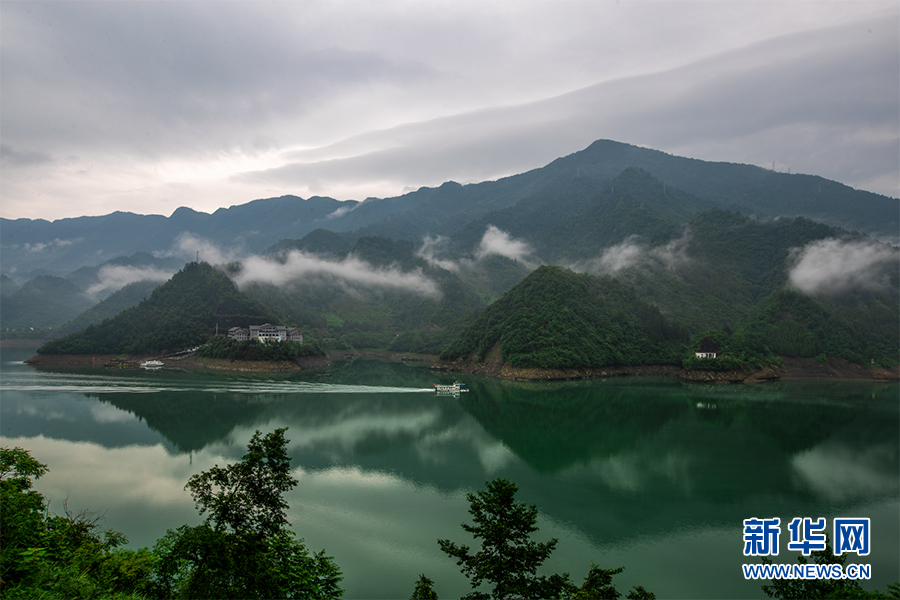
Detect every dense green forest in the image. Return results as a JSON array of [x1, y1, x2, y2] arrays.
[[18, 161, 897, 372], [37, 263, 277, 355], [732, 288, 899, 368], [447, 168, 704, 263], [615, 209, 849, 331], [241, 236, 488, 355], [439, 249, 898, 372], [440, 266, 689, 368], [195, 337, 323, 361], [56, 280, 163, 336]]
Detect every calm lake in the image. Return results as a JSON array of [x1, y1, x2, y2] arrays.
[[1, 346, 898, 599]]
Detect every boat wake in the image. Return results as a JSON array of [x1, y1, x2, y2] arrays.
[[0, 372, 437, 395]]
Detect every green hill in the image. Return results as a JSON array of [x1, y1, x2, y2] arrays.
[[613, 209, 843, 332], [440, 266, 688, 369], [38, 262, 277, 355], [56, 279, 164, 336], [447, 168, 703, 263], [733, 288, 899, 368], [0, 275, 96, 330]]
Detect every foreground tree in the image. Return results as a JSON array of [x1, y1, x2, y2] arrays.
[[572, 564, 656, 599], [154, 428, 343, 599], [438, 478, 656, 600], [1, 446, 156, 599], [761, 541, 899, 600], [438, 478, 572, 599], [410, 573, 440, 599]]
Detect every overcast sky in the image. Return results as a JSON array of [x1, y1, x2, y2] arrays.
[[1, 1, 897, 221]]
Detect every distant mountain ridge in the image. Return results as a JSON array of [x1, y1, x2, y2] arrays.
[[0, 275, 95, 330], [3, 140, 897, 276], [37, 262, 278, 355]]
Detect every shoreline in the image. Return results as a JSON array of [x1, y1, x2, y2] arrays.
[[22, 349, 436, 373], [21, 351, 898, 382], [23, 352, 333, 373], [429, 354, 899, 383]]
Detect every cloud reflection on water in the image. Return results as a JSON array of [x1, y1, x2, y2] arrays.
[[792, 441, 899, 502]]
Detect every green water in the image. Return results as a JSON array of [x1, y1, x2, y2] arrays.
[[1, 347, 897, 598]]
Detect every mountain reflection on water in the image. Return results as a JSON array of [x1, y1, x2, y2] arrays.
[[2, 350, 897, 598]]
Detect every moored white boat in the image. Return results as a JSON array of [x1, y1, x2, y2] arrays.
[[140, 360, 164, 369]]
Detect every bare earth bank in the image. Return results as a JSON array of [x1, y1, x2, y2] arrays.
[[429, 354, 899, 383], [22, 351, 897, 382]]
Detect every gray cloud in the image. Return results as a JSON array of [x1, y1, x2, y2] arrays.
[[787, 238, 899, 295], [154, 233, 442, 296], [85, 265, 174, 297], [235, 14, 899, 201], [0, 143, 53, 167], [0, 2, 434, 159], [22, 238, 82, 253], [233, 250, 441, 298], [415, 236, 459, 273], [475, 225, 533, 262], [570, 233, 692, 276], [1, 2, 896, 219], [155, 233, 243, 266]]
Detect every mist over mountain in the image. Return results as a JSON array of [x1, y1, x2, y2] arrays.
[[0, 275, 96, 330], [65, 252, 183, 300], [440, 265, 689, 369], [7, 140, 898, 371], [56, 279, 165, 336], [0, 274, 20, 297], [3, 140, 897, 278], [38, 262, 277, 355]]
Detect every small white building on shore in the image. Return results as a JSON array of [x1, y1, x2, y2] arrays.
[[227, 323, 303, 343]]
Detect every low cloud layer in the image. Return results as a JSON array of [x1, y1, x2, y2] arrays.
[[153, 233, 243, 266], [151, 234, 441, 297], [571, 234, 691, 276], [415, 235, 459, 273], [173, 233, 241, 266], [233, 250, 440, 298], [86, 265, 174, 297], [3, 3, 895, 220], [18, 238, 82, 253], [788, 238, 899, 295], [475, 226, 533, 262]]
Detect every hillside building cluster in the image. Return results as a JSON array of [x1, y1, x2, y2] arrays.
[[226, 323, 303, 343]]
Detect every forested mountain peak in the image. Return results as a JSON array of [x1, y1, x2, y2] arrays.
[[4, 139, 895, 277], [440, 265, 688, 369], [38, 262, 277, 355]]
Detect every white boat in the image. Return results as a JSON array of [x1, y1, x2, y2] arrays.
[[140, 360, 164, 369], [433, 381, 467, 394]]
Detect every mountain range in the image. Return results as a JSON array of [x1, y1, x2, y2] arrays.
[[2, 140, 897, 278], [4, 139, 898, 371]]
